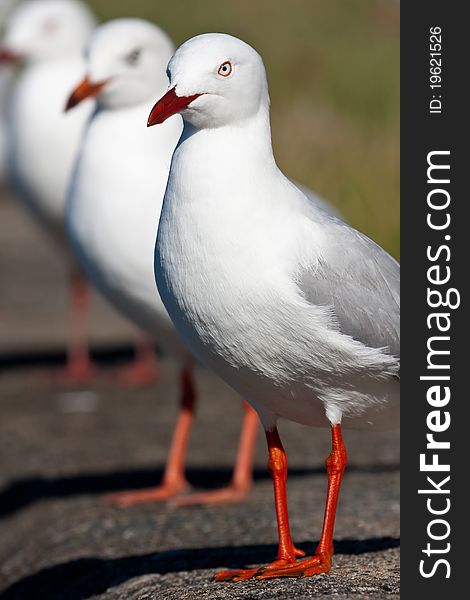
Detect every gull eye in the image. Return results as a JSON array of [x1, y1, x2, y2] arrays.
[[124, 48, 141, 66], [217, 61, 232, 77]]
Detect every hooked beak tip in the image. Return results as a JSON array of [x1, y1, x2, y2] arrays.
[[147, 87, 201, 127]]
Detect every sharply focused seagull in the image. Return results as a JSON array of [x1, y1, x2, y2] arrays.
[[148, 33, 400, 580]]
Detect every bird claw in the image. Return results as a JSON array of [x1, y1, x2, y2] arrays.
[[213, 567, 261, 582]]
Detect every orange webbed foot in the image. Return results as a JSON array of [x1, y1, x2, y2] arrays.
[[214, 547, 307, 582], [47, 360, 97, 386], [255, 550, 332, 579], [171, 484, 251, 507], [113, 358, 160, 387], [104, 481, 189, 507]]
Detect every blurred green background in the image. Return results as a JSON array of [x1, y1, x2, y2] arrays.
[[89, 0, 399, 258]]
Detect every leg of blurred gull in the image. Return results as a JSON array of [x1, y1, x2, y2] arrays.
[[53, 262, 96, 384], [104, 363, 195, 506], [172, 400, 259, 506]]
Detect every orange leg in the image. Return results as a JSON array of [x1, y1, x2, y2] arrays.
[[55, 266, 95, 384], [214, 425, 305, 581], [115, 336, 160, 386], [173, 401, 259, 506], [105, 366, 196, 506], [214, 424, 347, 582]]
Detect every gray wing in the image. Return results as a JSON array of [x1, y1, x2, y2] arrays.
[[299, 216, 400, 359]]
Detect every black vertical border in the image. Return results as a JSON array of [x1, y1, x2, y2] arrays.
[[401, 3, 467, 598]]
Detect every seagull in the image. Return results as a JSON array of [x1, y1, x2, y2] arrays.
[[65, 18, 260, 507], [148, 33, 400, 580], [1, 1, 158, 384], [0, 0, 98, 382]]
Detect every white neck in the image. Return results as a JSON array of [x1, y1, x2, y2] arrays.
[[179, 103, 275, 172]]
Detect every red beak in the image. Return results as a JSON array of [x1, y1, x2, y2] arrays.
[[147, 87, 201, 127], [65, 76, 108, 111], [0, 48, 21, 64]]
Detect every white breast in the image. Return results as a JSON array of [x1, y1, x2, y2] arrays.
[[156, 127, 399, 430], [67, 104, 185, 357], [9, 56, 93, 235]]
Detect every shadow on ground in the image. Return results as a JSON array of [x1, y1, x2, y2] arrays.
[[0, 344, 145, 373], [0, 463, 399, 520], [0, 537, 400, 600]]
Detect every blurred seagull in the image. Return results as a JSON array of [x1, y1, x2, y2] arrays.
[[149, 33, 400, 579], [0, 0, 97, 382], [65, 19, 260, 506], [1, 0, 159, 384]]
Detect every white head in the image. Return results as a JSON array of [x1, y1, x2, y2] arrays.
[[0, 0, 95, 63], [66, 18, 174, 111], [148, 33, 269, 130]]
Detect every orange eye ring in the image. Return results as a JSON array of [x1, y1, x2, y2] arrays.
[[217, 61, 232, 77]]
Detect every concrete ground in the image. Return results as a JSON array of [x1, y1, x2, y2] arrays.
[[0, 191, 400, 599]]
